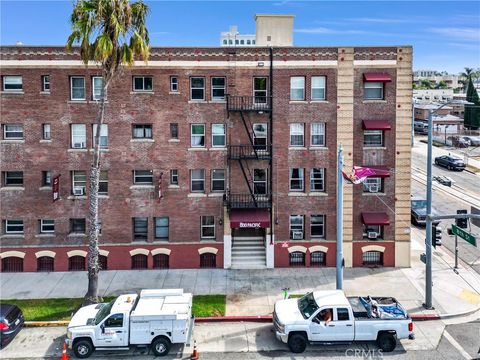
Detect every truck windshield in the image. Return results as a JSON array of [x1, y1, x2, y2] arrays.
[[94, 300, 115, 325], [298, 292, 319, 319]]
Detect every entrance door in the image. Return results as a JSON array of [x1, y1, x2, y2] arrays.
[[253, 77, 268, 104], [233, 227, 265, 238]]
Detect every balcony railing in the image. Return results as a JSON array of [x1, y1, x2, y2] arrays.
[[224, 193, 272, 209], [228, 145, 272, 160], [226, 95, 272, 112]]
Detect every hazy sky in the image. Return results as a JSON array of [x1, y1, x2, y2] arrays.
[[1, 0, 479, 74]]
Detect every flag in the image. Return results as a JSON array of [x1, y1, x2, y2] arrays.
[[158, 172, 163, 201], [342, 166, 376, 184], [52, 175, 60, 202]]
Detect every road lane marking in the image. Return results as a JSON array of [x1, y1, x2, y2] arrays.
[[443, 330, 472, 359]]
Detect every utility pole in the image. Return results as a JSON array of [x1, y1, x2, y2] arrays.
[[424, 109, 434, 309], [336, 145, 344, 290]]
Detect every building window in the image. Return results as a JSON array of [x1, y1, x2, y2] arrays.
[[289, 252, 305, 266], [311, 215, 325, 238], [99, 171, 108, 195], [71, 124, 87, 148], [42, 124, 51, 140], [2, 257, 23, 272], [170, 123, 178, 139], [133, 217, 148, 241], [132, 124, 152, 139], [289, 215, 304, 240], [212, 124, 225, 147], [254, 77, 268, 103], [3, 171, 23, 187], [70, 76, 85, 100], [253, 169, 267, 194], [41, 75, 50, 92], [240, 39, 244, 45], [311, 123, 325, 146], [364, 82, 384, 100], [310, 168, 325, 192], [190, 77, 205, 100], [99, 255, 108, 270], [155, 217, 169, 240], [191, 169, 205, 192], [170, 169, 178, 185], [289, 168, 304, 192], [153, 254, 169, 269], [92, 76, 103, 100], [170, 76, 178, 92], [42, 171, 52, 186], [246, 40, 251, 45], [3, 75, 23, 91], [133, 170, 153, 185], [211, 77, 226, 100], [200, 253, 216, 268], [364, 130, 384, 147], [3, 124, 23, 140], [363, 251, 383, 266], [4, 220, 24, 234], [93, 124, 108, 148], [290, 123, 304, 146], [131, 254, 148, 269], [37, 256, 54, 272], [290, 76, 305, 100], [311, 76, 326, 100], [310, 251, 326, 267], [72, 170, 86, 195], [235, 39, 239, 45], [253, 123, 267, 150], [69, 256, 86, 270], [211, 169, 225, 192], [191, 124, 205, 147], [363, 225, 383, 240], [223, 39, 227, 45], [133, 76, 153, 91], [363, 177, 383, 193], [201, 216, 215, 239], [70, 218, 86, 234], [40, 219, 55, 233]]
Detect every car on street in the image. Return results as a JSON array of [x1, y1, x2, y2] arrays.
[[461, 135, 480, 146], [447, 136, 469, 148], [0, 304, 24, 349], [411, 199, 441, 226], [434, 155, 466, 171]]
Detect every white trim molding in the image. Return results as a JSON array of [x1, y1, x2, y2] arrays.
[[35, 250, 56, 258], [287, 245, 307, 254], [198, 247, 218, 255], [151, 248, 171, 256], [361, 245, 386, 253], [67, 250, 87, 258], [308, 245, 329, 253], [98, 249, 109, 257], [0, 251, 26, 259], [353, 60, 397, 66], [129, 248, 150, 257]]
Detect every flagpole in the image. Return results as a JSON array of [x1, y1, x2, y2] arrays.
[[336, 145, 344, 290]]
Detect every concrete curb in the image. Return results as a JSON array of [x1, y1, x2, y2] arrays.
[[438, 305, 480, 320]]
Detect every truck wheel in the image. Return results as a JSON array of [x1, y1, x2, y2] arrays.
[[288, 333, 307, 353], [376, 332, 397, 352], [73, 339, 94, 359], [151, 337, 171, 356]]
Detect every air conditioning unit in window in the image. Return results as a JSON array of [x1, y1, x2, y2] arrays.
[[368, 184, 379, 193], [367, 231, 378, 239], [73, 186, 85, 196], [73, 142, 86, 149], [292, 231, 303, 240]]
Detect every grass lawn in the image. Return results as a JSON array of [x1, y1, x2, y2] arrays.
[[1, 295, 225, 321]]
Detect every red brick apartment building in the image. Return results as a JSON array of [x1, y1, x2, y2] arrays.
[[0, 16, 412, 272]]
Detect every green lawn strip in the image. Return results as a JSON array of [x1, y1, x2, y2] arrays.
[[1, 295, 225, 321]]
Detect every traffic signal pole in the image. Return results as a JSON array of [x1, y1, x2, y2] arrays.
[[425, 110, 434, 309]]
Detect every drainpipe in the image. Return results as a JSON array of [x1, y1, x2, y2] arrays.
[[269, 47, 273, 245]]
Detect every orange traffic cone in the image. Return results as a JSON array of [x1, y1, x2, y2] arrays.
[[61, 342, 69, 360], [190, 340, 199, 360]]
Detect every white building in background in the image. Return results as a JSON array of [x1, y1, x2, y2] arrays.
[[413, 89, 454, 102], [220, 26, 256, 46]]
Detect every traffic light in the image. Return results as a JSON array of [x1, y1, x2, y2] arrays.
[[456, 210, 468, 229], [432, 223, 442, 248]]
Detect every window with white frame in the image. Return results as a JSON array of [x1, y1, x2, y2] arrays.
[[190, 77, 205, 100], [133, 76, 153, 91], [42, 124, 51, 140], [211, 169, 225, 192], [311, 215, 325, 238], [289, 168, 304, 192], [3, 171, 23, 187], [5, 220, 24, 234], [290, 123, 304, 146], [2, 76, 22, 91], [170, 169, 178, 185], [72, 170, 86, 195], [363, 177, 383, 193], [364, 130, 384, 147], [93, 124, 108, 148], [70, 76, 85, 100], [311, 123, 326, 146], [40, 219, 55, 233], [133, 170, 153, 185], [310, 168, 325, 192], [253, 123, 267, 150], [92, 76, 103, 100], [191, 169, 205, 192], [71, 124, 86, 148], [42, 75, 50, 92], [290, 76, 305, 100], [3, 124, 23, 140], [133, 217, 148, 240], [211, 77, 226, 100], [191, 124, 205, 147], [212, 124, 225, 147], [364, 82, 384, 100], [99, 171, 108, 195], [311, 76, 326, 100], [42, 171, 52, 186], [253, 169, 267, 194], [155, 217, 169, 240], [363, 224, 383, 240], [289, 215, 304, 240], [201, 215, 215, 239], [132, 124, 152, 139], [253, 77, 268, 104], [170, 76, 178, 92]]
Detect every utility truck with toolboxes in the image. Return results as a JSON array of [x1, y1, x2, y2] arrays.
[[273, 290, 414, 353], [66, 289, 194, 358]]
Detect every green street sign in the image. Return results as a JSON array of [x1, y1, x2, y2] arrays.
[[452, 224, 477, 246]]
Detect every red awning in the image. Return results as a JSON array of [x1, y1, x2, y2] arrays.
[[363, 73, 392, 82], [366, 166, 390, 178], [361, 212, 390, 225], [230, 209, 270, 229], [362, 120, 391, 130]]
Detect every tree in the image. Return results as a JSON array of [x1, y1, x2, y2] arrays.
[[464, 77, 480, 129], [67, 0, 150, 304], [459, 67, 474, 92], [436, 80, 448, 89], [420, 79, 434, 89]]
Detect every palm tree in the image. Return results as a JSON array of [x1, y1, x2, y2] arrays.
[[67, 0, 150, 304], [459, 67, 474, 92]]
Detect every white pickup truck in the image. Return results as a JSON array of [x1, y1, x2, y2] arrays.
[[66, 289, 194, 358], [273, 290, 414, 353]]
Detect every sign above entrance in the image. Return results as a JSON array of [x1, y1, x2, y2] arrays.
[[240, 222, 261, 228], [230, 209, 270, 229]]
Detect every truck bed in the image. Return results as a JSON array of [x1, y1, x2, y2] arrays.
[[347, 296, 408, 320]]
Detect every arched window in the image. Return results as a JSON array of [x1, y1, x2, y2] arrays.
[[289, 251, 305, 266], [200, 253, 216, 268], [228, 40, 233, 45], [68, 256, 85, 271], [2, 257, 23, 272], [153, 254, 169, 269], [362, 251, 383, 266], [99, 255, 108, 270], [37, 256, 54, 272], [310, 251, 326, 267], [240, 39, 244, 45], [131, 254, 148, 269], [246, 40, 251, 45], [223, 39, 227, 45]]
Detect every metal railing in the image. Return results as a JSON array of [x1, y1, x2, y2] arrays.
[[228, 145, 272, 160], [226, 95, 272, 112], [224, 193, 272, 209]]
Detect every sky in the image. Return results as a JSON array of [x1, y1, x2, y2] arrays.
[[0, 0, 479, 74]]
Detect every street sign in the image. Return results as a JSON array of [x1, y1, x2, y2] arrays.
[[452, 224, 477, 246]]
